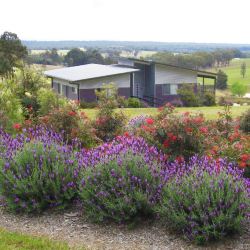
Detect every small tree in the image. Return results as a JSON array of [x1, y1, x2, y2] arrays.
[[241, 62, 246, 78], [0, 31, 27, 78], [231, 82, 247, 97], [216, 70, 228, 90]]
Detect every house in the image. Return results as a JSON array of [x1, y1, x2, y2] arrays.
[[44, 58, 217, 106]]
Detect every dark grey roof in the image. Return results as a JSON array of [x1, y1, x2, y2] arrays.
[[125, 58, 217, 78], [44, 64, 139, 82]]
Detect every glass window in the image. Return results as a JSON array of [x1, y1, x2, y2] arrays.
[[162, 84, 170, 95], [72, 86, 77, 94], [162, 84, 178, 95], [170, 84, 178, 95]]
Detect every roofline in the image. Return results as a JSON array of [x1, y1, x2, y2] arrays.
[[126, 58, 217, 77], [45, 70, 139, 83]]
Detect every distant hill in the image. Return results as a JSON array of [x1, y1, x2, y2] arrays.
[[22, 40, 250, 53]]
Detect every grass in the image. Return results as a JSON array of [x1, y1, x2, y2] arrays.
[[83, 106, 249, 120], [210, 58, 250, 91], [0, 227, 76, 250]]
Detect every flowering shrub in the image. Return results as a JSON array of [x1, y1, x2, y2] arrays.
[[77, 136, 166, 223], [157, 156, 250, 245], [0, 129, 79, 213], [126, 115, 149, 135], [78, 152, 163, 223], [137, 104, 213, 160], [240, 108, 250, 133], [39, 102, 99, 148]]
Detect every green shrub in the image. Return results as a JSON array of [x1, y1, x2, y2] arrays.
[[202, 92, 215, 106], [79, 100, 98, 109], [177, 85, 201, 107], [0, 81, 24, 131], [127, 97, 141, 108], [157, 158, 249, 245], [240, 108, 250, 133], [78, 152, 162, 223], [37, 88, 67, 116], [0, 142, 78, 213], [231, 82, 247, 97], [39, 103, 98, 148], [117, 95, 128, 108], [94, 84, 127, 141]]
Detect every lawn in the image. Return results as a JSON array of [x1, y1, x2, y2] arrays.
[[83, 106, 249, 120], [0, 227, 73, 250]]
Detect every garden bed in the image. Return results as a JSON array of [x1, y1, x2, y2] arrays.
[[0, 206, 249, 250]]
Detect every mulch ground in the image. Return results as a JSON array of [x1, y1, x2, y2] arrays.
[[0, 206, 249, 250]]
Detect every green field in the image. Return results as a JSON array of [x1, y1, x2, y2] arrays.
[[0, 227, 75, 250], [211, 58, 250, 91], [83, 106, 249, 120]]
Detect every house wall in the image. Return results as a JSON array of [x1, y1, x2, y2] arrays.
[[79, 89, 96, 102], [52, 78, 78, 100], [155, 64, 197, 84], [78, 73, 130, 89], [155, 84, 182, 106]]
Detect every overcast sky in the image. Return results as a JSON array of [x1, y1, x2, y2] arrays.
[[0, 0, 249, 43]]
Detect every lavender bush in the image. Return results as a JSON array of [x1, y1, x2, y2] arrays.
[[0, 127, 79, 213], [126, 115, 149, 134], [157, 156, 250, 245], [78, 136, 166, 223]]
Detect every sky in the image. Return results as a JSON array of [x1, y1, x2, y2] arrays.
[[0, 0, 250, 44]]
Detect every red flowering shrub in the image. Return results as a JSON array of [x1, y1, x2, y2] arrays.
[[39, 102, 99, 148], [136, 104, 250, 176], [13, 123, 22, 131], [93, 85, 127, 141], [137, 104, 213, 160]]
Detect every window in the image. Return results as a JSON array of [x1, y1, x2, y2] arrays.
[[72, 86, 77, 94], [162, 84, 178, 95], [162, 84, 170, 95]]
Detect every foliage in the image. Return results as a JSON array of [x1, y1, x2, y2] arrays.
[[0, 129, 79, 213], [127, 97, 141, 108], [126, 115, 149, 135], [241, 62, 246, 78], [148, 49, 241, 69], [94, 84, 127, 141], [216, 70, 228, 90], [17, 66, 48, 96], [79, 100, 98, 109], [37, 88, 67, 116], [134, 104, 250, 176], [137, 104, 210, 160], [157, 156, 250, 245], [27, 48, 63, 65], [78, 136, 165, 223], [39, 101, 98, 148], [231, 82, 247, 97], [202, 92, 215, 106], [117, 95, 128, 108], [64, 48, 106, 66], [240, 108, 250, 133], [0, 81, 24, 131], [0, 31, 27, 78], [177, 84, 201, 107]]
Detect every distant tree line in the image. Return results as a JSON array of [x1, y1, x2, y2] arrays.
[[147, 49, 244, 70], [22, 40, 250, 53], [27, 48, 115, 66]]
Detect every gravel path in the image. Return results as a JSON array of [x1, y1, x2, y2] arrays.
[[0, 206, 249, 250]]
